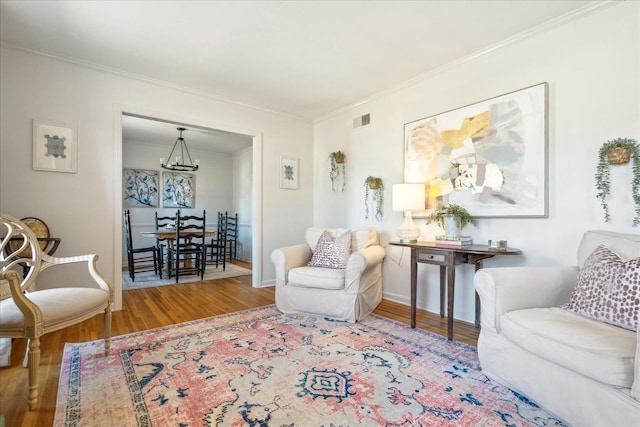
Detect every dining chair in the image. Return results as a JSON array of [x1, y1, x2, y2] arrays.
[[123, 209, 161, 281], [0, 213, 113, 410], [166, 209, 206, 283], [226, 212, 239, 260], [154, 211, 176, 271], [207, 211, 227, 270]]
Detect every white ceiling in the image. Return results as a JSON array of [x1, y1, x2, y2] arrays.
[[1, 0, 598, 122]]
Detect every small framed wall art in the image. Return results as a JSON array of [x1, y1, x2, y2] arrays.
[[280, 156, 299, 189], [33, 120, 77, 173]]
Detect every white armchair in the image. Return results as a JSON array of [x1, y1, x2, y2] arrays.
[[271, 227, 386, 322], [474, 230, 640, 426], [0, 213, 113, 410]]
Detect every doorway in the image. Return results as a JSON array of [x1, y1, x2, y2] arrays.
[[112, 107, 263, 311]]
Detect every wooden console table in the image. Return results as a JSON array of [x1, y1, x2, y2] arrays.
[[389, 241, 522, 340]]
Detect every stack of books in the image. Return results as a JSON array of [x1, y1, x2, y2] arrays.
[[434, 235, 473, 247]]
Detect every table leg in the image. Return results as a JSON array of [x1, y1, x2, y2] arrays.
[[447, 264, 456, 340], [411, 248, 417, 328], [439, 266, 446, 318]]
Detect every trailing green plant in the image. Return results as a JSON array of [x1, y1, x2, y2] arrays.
[[364, 176, 384, 222], [595, 137, 640, 226], [329, 151, 346, 192], [425, 203, 477, 230]]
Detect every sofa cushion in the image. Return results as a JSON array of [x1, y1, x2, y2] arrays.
[[577, 230, 640, 268], [308, 230, 351, 269], [501, 307, 636, 388], [306, 227, 378, 253], [563, 245, 640, 331], [288, 266, 345, 290]]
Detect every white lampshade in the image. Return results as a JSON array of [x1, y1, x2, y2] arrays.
[[392, 184, 426, 212], [392, 184, 425, 243]]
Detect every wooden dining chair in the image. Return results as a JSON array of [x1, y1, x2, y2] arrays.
[[226, 212, 239, 260], [207, 211, 227, 270], [154, 211, 176, 271], [166, 209, 206, 283], [123, 209, 161, 281]]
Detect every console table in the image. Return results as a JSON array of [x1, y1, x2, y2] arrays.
[[389, 241, 522, 340]]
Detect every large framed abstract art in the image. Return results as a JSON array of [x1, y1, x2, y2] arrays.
[[123, 169, 159, 207], [162, 172, 195, 208], [404, 83, 548, 218]]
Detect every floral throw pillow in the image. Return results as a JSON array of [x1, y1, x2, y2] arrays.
[[563, 245, 640, 331], [308, 230, 351, 269]]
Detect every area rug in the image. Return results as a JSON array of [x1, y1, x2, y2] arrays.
[[53, 306, 567, 426], [122, 263, 252, 290]]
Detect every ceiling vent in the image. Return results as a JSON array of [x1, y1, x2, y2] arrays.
[[353, 113, 370, 128]]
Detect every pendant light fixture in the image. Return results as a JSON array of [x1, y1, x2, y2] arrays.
[[160, 127, 199, 171]]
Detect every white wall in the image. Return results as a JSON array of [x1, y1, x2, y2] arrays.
[[233, 147, 254, 262], [0, 46, 314, 310], [314, 2, 640, 323], [122, 140, 237, 264]]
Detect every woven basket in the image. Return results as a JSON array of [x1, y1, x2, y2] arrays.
[[608, 147, 631, 164]]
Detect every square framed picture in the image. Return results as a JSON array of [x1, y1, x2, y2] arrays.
[[123, 169, 159, 207], [162, 171, 195, 208], [33, 120, 77, 173], [280, 156, 299, 189]]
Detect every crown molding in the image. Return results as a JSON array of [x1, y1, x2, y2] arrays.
[[0, 41, 312, 124], [314, 0, 615, 124]]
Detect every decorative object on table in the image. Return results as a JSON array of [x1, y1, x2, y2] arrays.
[[162, 171, 195, 208], [404, 82, 548, 218], [594, 137, 640, 226], [392, 183, 425, 242], [54, 305, 564, 426], [123, 169, 159, 207], [435, 235, 473, 247], [364, 176, 384, 221], [32, 120, 77, 173], [328, 150, 346, 192], [160, 127, 199, 171], [426, 203, 477, 238], [487, 239, 508, 250], [279, 156, 299, 189]]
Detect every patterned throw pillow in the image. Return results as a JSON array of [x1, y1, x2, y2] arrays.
[[563, 245, 640, 331], [308, 230, 351, 269]]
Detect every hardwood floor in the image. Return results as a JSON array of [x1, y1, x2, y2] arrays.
[[0, 261, 479, 427]]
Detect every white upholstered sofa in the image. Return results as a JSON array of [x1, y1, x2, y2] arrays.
[[271, 227, 385, 322], [474, 230, 640, 426]]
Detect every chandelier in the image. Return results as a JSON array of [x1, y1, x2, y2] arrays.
[[160, 127, 199, 171]]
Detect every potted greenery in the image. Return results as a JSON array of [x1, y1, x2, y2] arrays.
[[426, 203, 477, 237], [329, 151, 346, 192], [595, 137, 640, 226], [364, 176, 384, 221]]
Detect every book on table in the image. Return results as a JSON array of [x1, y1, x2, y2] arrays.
[[434, 235, 472, 246]]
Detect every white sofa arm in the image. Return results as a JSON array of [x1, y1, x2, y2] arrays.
[[270, 244, 312, 285], [345, 245, 386, 293], [474, 266, 578, 332]]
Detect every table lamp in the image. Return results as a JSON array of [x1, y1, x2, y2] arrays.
[[392, 183, 425, 243]]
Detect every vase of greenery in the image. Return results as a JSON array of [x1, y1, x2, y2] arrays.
[[364, 176, 384, 221], [425, 203, 477, 237], [595, 137, 640, 226], [329, 151, 346, 192]]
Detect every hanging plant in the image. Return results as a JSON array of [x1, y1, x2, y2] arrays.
[[595, 137, 640, 226], [364, 176, 384, 221], [329, 151, 347, 192]]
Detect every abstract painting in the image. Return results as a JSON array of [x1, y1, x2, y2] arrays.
[[404, 83, 548, 217], [162, 172, 195, 208], [123, 169, 159, 207]]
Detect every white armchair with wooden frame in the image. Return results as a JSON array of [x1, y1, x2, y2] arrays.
[[0, 213, 113, 410]]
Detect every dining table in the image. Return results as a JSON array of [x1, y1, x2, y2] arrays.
[[141, 229, 215, 269]]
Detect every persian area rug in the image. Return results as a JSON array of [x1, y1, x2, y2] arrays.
[[54, 306, 567, 427], [122, 263, 251, 290]]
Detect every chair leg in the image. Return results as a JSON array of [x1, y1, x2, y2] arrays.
[[104, 305, 112, 356], [27, 337, 40, 411]]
